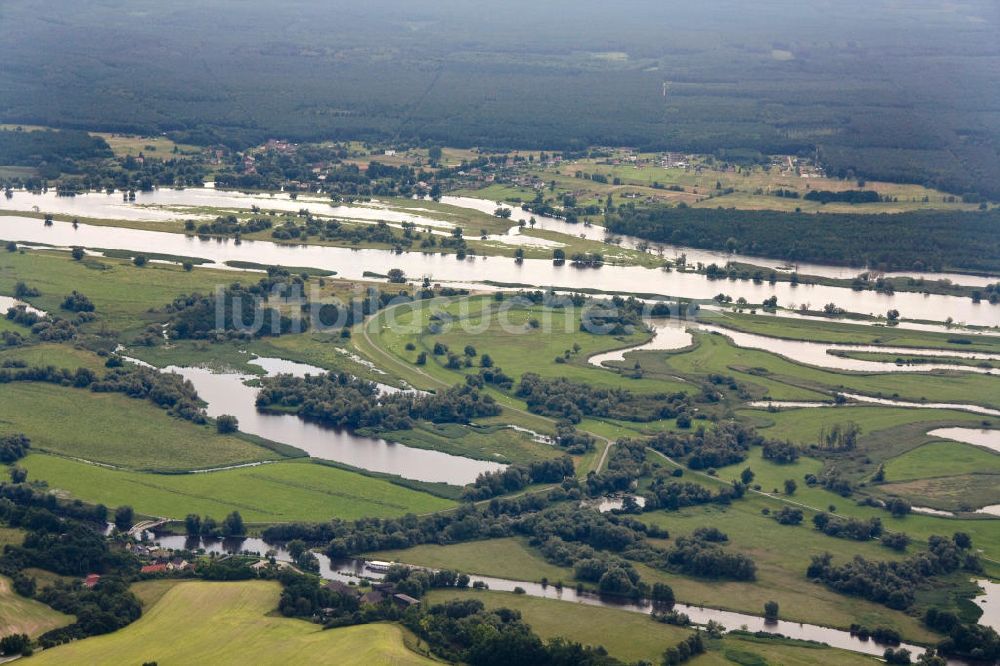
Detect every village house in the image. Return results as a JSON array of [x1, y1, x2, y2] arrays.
[[167, 557, 190, 571], [323, 580, 357, 596], [250, 559, 272, 573], [393, 593, 421, 608], [360, 590, 386, 605]]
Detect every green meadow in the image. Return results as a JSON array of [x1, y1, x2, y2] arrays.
[[0, 575, 74, 639], [26, 581, 434, 665], [425, 589, 880, 665], [0, 382, 273, 471], [22, 455, 453, 523]]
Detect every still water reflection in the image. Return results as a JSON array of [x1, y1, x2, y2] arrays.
[[2, 210, 998, 326], [161, 360, 504, 485]]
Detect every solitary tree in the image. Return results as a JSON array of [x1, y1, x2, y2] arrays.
[[764, 600, 779, 621], [216, 414, 239, 434], [0, 633, 30, 657], [287, 539, 307, 559], [651, 582, 675, 604], [222, 511, 245, 537], [784, 479, 797, 495], [114, 505, 135, 532], [184, 514, 201, 536]]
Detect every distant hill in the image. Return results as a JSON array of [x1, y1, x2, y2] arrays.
[[0, 0, 998, 198]]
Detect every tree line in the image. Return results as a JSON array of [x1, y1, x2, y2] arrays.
[[806, 533, 981, 611], [515, 373, 690, 424], [606, 205, 1000, 273]]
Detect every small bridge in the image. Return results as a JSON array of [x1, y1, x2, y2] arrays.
[[128, 518, 169, 538]]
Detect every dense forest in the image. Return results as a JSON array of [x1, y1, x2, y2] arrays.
[[255, 373, 501, 431], [0, 129, 111, 176], [1, 1, 997, 198], [606, 205, 1000, 273]]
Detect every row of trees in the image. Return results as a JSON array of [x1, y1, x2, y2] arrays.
[[183, 512, 246, 538], [0, 363, 207, 423], [462, 458, 575, 501]]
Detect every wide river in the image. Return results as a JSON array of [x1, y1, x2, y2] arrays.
[[2, 189, 999, 326], [7, 187, 994, 286]]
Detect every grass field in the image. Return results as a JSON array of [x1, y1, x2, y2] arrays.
[[877, 475, 1000, 513], [424, 589, 879, 665], [0, 525, 24, 548], [424, 588, 693, 662], [0, 575, 74, 638], [635, 497, 943, 643], [692, 453, 1000, 569], [0, 249, 246, 337], [25, 580, 434, 665], [741, 406, 986, 444], [373, 296, 688, 395], [536, 154, 977, 216], [131, 579, 187, 609], [373, 527, 938, 642], [0, 382, 273, 471], [374, 537, 572, 584], [94, 132, 201, 159], [736, 405, 1000, 512], [22, 454, 453, 523], [836, 350, 997, 370], [383, 422, 561, 464], [885, 441, 1000, 481], [21, 568, 76, 591], [354, 294, 662, 447], [0, 343, 110, 372]]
